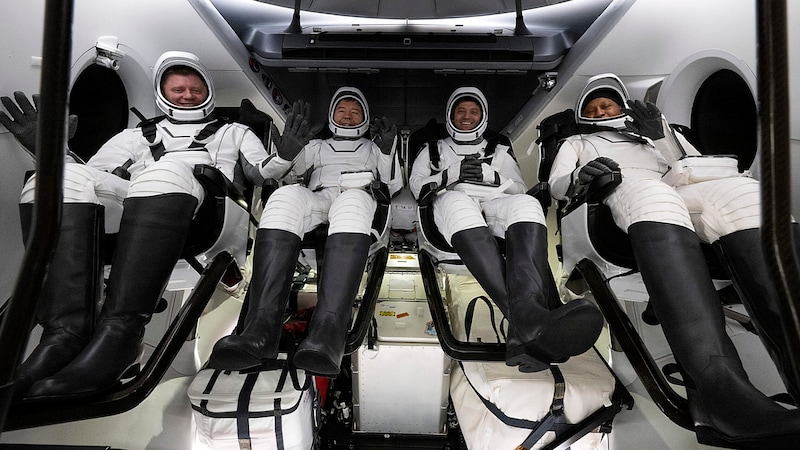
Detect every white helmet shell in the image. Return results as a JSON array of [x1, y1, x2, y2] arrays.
[[446, 87, 488, 143], [575, 73, 630, 129], [153, 51, 215, 121], [328, 86, 369, 138]]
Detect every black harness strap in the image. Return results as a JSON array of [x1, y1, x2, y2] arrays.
[[139, 115, 166, 161], [464, 296, 503, 343], [521, 366, 568, 449], [272, 365, 286, 450], [199, 368, 225, 414], [428, 137, 499, 174], [195, 118, 228, 143], [140, 116, 229, 161], [236, 372, 260, 449]]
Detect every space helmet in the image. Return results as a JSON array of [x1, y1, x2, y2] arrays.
[[328, 86, 370, 138], [575, 73, 630, 129], [153, 51, 215, 121], [446, 87, 488, 143]]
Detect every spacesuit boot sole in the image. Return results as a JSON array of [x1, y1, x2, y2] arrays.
[[208, 343, 266, 371], [504, 349, 551, 373], [511, 300, 604, 363], [292, 348, 341, 378]]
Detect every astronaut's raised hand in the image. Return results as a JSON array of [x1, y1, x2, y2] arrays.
[[623, 100, 665, 141], [0, 91, 39, 154], [270, 99, 321, 161], [1, 91, 79, 158], [369, 116, 397, 155]]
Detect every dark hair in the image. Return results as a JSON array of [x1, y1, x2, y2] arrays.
[[161, 65, 207, 91], [451, 95, 483, 118], [453, 95, 481, 109]]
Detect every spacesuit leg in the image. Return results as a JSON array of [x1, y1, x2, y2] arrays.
[[27, 159, 200, 399], [210, 228, 302, 370], [14, 202, 104, 399], [209, 184, 320, 370], [629, 220, 800, 448], [686, 177, 800, 402], [294, 189, 375, 376], [486, 194, 602, 369], [504, 221, 604, 366], [434, 192, 540, 370], [715, 226, 800, 404], [604, 177, 694, 231], [14, 164, 123, 399]]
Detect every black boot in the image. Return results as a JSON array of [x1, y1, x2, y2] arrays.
[[452, 226, 602, 373], [505, 222, 603, 365], [27, 193, 197, 399], [629, 221, 800, 449], [209, 229, 302, 370], [715, 226, 800, 403], [14, 203, 103, 399], [293, 232, 370, 376]]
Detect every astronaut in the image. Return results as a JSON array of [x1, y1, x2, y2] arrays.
[[548, 73, 800, 447], [209, 86, 403, 377], [1, 51, 273, 399], [409, 87, 603, 373]]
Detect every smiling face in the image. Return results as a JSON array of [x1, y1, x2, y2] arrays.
[[452, 99, 482, 131], [332, 98, 364, 127], [581, 96, 623, 119], [161, 71, 208, 108]]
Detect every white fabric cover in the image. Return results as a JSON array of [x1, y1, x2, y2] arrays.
[[188, 363, 316, 450], [446, 274, 614, 450], [451, 356, 613, 450], [661, 155, 740, 187]]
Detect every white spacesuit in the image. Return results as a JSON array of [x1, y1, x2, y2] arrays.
[[408, 103, 542, 241], [409, 87, 603, 373], [210, 87, 402, 376], [9, 51, 271, 400], [547, 73, 800, 447], [549, 74, 760, 241]]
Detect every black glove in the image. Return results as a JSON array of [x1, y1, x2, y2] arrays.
[[622, 100, 665, 141], [458, 155, 483, 182], [577, 157, 620, 186], [1, 91, 79, 156], [269, 99, 321, 161], [1, 91, 39, 153], [369, 116, 397, 155]]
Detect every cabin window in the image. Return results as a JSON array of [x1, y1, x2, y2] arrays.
[[68, 65, 128, 162], [690, 69, 757, 170]]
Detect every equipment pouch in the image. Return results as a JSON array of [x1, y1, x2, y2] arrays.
[[662, 155, 741, 187]]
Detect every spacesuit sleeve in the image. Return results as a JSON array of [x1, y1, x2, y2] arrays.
[[651, 117, 701, 164], [253, 135, 301, 182], [235, 127, 273, 185], [547, 138, 582, 201], [86, 128, 140, 173], [408, 144, 446, 199], [374, 142, 403, 196], [489, 145, 527, 194]]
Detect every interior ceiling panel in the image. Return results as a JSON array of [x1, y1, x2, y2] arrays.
[[208, 0, 611, 138], [256, 0, 572, 19]]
